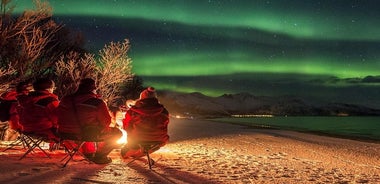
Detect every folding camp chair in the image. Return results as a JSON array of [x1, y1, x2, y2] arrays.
[[60, 139, 88, 167], [126, 141, 163, 170], [18, 132, 54, 160], [59, 133, 102, 167]]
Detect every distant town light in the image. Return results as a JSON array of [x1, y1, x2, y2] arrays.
[[231, 114, 274, 118]]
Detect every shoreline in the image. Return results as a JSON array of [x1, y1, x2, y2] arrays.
[[206, 117, 380, 144], [236, 122, 380, 144]]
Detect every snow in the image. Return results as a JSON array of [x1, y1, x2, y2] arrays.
[[0, 118, 380, 183]]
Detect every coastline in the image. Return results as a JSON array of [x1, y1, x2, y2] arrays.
[[217, 120, 380, 144], [0, 118, 379, 183], [208, 116, 380, 143]]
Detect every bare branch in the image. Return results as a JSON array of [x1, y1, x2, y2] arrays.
[[96, 39, 134, 107], [55, 52, 97, 97], [1, 0, 62, 81], [0, 64, 16, 93]]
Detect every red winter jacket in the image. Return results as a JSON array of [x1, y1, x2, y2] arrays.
[[1, 90, 21, 130], [57, 92, 112, 135], [19, 91, 59, 132], [123, 98, 169, 145], [1, 90, 17, 100]]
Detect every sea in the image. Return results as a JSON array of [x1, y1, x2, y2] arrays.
[[212, 116, 380, 142]]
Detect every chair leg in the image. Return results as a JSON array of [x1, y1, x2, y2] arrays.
[[146, 151, 155, 170], [126, 150, 155, 170], [126, 144, 158, 170], [61, 141, 87, 167], [19, 136, 50, 160]]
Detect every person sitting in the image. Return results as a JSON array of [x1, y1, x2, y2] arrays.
[[2, 82, 31, 141], [19, 78, 59, 141], [0, 84, 18, 140], [121, 87, 169, 158], [57, 78, 122, 164]]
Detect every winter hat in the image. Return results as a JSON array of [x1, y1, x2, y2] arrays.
[[33, 78, 54, 91], [16, 81, 31, 93], [139, 87, 157, 99], [77, 78, 96, 93]]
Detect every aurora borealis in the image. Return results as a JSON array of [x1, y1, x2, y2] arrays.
[[11, 0, 380, 108]]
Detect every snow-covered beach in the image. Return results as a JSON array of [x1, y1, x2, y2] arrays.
[[1, 118, 380, 184]]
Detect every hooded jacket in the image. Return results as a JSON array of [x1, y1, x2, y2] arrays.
[[57, 92, 112, 135], [1, 90, 18, 128], [123, 98, 169, 144], [19, 90, 59, 132], [1, 90, 29, 130]]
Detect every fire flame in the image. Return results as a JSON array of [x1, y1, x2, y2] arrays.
[[115, 111, 127, 145], [117, 128, 127, 145]]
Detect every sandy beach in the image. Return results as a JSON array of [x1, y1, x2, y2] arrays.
[[0, 118, 380, 184]]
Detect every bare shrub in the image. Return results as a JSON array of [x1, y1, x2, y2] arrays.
[[2, 1, 135, 107], [1, 0, 84, 87], [54, 52, 97, 97], [96, 39, 133, 107], [0, 0, 62, 82], [55, 39, 134, 107], [0, 65, 16, 93]]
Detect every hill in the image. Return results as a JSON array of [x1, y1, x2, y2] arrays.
[[157, 91, 380, 118]]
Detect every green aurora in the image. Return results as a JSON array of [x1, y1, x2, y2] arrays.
[[13, 0, 380, 41], [10, 0, 380, 107]]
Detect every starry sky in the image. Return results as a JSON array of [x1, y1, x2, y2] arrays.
[[12, 0, 380, 108]]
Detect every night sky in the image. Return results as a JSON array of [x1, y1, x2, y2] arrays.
[[13, 0, 380, 108]]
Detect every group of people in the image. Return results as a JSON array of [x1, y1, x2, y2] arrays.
[[0, 77, 170, 164]]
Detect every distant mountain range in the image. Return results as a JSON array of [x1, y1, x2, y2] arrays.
[[157, 91, 380, 118]]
